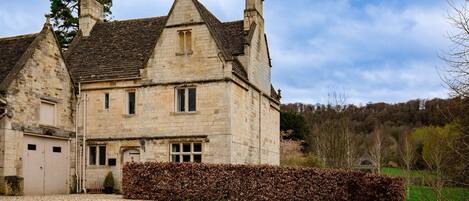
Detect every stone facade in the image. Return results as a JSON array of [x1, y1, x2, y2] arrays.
[[0, 25, 76, 195], [75, 0, 280, 191], [0, 0, 280, 194]]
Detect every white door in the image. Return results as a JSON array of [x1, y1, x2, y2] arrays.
[[23, 135, 69, 195], [123, 149, 140, 164], [23, 137, 45, 195]]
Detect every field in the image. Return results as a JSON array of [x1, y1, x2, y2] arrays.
[[381, 168, 469, 201]]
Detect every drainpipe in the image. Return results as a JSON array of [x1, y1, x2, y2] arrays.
[[258, 91, 262, 164], [75, 83, 81, 193], [82, 93, 88, 193]]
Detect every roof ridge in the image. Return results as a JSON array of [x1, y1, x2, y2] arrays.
[[222, 20, 244, 24], [100, 16, 168, 24], [0, 33, 39, 41]]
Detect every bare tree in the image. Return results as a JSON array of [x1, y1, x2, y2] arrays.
[[369, 126, 385, 174], [309, 91, 358, 169], [442, 0, 469, 187], [399, 133, 416, 195]]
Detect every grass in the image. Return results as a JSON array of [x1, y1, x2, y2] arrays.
[[380, 168, 469, 201], [382, 167, 432, 178], [407, 185, 469, 201]]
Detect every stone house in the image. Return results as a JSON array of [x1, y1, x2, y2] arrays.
[[0, 23, 76, 195], [0, 0, 280, 195]]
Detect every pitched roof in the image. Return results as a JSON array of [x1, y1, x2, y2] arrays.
[[0, 34, 38, 84], [66, 16, 167, 82], [192, 0, 245, 59], [66, 0, 247, 83]]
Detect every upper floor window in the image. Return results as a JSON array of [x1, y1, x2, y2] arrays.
[[104, 93, 110, 110], [178, 30, 192, 56], [127, 91, 136, 115], [40, 100, 56, 126], [176, 88, 196, 113]]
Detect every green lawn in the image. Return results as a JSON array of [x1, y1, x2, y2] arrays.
[[381, 168, 469, 201], [382, 167, 432, 178], [407, 185, 469, 201]]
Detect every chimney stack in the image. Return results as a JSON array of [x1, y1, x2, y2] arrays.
[[244, 0, 264, 32], [79, 0, 104, 37]]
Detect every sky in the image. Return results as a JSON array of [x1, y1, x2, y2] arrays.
[[0, 0, 458, 104]]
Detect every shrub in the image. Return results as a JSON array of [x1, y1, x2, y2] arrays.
[[103, 172, 115, 189], [123, 162, 405, 201]]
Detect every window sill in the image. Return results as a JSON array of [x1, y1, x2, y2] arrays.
[[172, 111, 199, 116], [39, 124, 59, 130], [175, 51, 193, 56], [123, 114, 136, 118]]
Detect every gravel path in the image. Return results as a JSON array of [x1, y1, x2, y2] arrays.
[[0, 194, 144, 201]]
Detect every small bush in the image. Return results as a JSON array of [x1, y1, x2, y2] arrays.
[[123, 162, 405, 201], [103, 172, 115, 189]]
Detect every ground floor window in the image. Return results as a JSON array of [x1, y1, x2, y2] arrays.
[[170, 142, 202, 163], [89, 145, 106, 166]]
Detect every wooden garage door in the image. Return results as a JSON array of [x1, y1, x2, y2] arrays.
[[23, 135, 69, 195]]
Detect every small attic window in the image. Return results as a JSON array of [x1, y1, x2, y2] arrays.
[[177, 30, 193, 56]]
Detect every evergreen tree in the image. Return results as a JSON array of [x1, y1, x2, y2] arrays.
[[49, 0, 112, 48]]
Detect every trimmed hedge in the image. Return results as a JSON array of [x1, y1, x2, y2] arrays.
[[123, 162, 405, 201]]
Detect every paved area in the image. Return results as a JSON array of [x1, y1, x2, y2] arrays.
[[0, 194, 144, 201]]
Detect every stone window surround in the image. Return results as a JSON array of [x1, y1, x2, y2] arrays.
[[88, 144, 107, 167], [39, 99, 58, 128], [124, 90, 136, 117], [170, 142, 203, 163], [174, 86, 197, 114], [103, 92, 110, 111], [176, 29, 193, 56]]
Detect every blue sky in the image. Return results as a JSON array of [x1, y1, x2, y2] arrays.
[[0, 0, 456, 104]]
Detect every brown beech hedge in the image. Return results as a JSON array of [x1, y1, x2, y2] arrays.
[[123, 162, 405, 201]]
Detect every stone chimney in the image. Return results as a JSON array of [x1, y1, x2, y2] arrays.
[[79, 0, 104, 36], [244, 0, 264, 32]]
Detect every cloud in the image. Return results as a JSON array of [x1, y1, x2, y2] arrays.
[[0, 0, 453, 105], [268, 0, 452, 104]]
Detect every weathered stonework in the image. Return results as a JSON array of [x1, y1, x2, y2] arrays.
[[77, 0, 280, 191], [0, 26, 76, 195]]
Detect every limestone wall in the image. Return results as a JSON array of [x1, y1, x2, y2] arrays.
[[6, 29, 75, 132], [81, 81, 230, 139], [238, 20, 271, 95], [1, 28, 75, 195], [230, 77, 280, 165], [84, 134, 231, 191]]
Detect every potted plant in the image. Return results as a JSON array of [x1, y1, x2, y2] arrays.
[[103, 171, 115, 194]]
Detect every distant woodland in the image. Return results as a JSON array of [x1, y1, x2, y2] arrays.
[[280, 97, 469, 187]]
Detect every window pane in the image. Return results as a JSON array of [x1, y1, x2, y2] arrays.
[[53, 146, 62, 153], [183, 143, 191, 153], [186, 31, 192, 52], [179, 31, 185, 53], [108, 158, 117, 166], [172, 144, 180, 153], [128, 92, 136, 114], [193, 143, 202, 153], [194, 154, 202, 163], [89, 146, 96, 165], [99, 146, 106, 166], [182, 155, 191, 162], [104, 93, 110, 109], [188, 88, 196, 112], [171, 155, 180, 163], [40, 101, 55, 126], [28, 144, 36, 151], [177, 89, 185, 112]]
